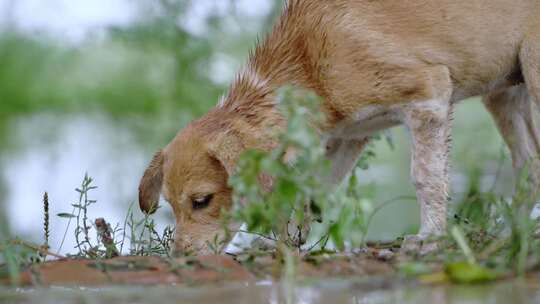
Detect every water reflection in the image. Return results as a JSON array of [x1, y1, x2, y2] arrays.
[[1, 279, 540, 304]]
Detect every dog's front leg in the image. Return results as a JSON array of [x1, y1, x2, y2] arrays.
[[400, 82, 453, 253]]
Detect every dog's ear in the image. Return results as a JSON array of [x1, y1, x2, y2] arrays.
[[208, 132, 244, 177], [138, 150, 164, 214]]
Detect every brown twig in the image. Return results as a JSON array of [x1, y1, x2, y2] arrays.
[[95, 218, 120, 258], [6, 239, 65, 259]]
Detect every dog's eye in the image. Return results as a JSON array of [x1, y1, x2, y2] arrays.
[[191, 194, 214, 210]]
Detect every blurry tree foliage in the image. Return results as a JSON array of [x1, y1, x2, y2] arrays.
[[0, 0, 282, 136], [0, 0, 281, 235]]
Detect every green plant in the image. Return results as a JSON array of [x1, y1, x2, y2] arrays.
[[43, 192, 50, 251], [57, 174, 100, 257], [501, 167, 540, 275], [0, 242, 21, 286], [438, 164, 540, 278], [0, 239, 53, 285], [55, 174, 174, 259], [125, 205, 174, 257], [230, 87, 376, 253]]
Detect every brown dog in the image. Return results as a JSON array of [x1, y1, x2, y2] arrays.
[[139, 0, 540, 254]]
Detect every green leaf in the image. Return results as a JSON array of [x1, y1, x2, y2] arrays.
[[57, 213, 77, 218], [329, 223, 344, 251], [276, 179, 297, 202], [398, 262, 434, 277], [445, 262, 498, 284], [451, 226, 476, 265]]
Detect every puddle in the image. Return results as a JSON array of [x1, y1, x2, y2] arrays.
[[2, 253, 539, 303], [1, 278, 539, 304]]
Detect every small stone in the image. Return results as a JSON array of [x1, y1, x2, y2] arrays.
[[375, 249, 395, 261]]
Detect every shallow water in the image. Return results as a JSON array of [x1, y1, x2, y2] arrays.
[[1, 278, 539, 304]]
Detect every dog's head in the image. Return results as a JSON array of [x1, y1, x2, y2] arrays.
[[138, 110, 247, 254]]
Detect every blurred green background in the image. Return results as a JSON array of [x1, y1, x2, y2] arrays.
[[0, 0, 516, 252]]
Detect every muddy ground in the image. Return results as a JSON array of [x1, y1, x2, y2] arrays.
[[2, 247, 540, 304], [1, 248, 396, 287]]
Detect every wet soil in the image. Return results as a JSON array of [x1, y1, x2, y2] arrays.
[[2, 248, 540, 304], [0, 248, 396, 287]]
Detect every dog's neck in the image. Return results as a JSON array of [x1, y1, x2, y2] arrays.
[[217, 9, 319, 150], [216, 68, 286, 153]]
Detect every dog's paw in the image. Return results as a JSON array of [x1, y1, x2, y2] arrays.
[[400, 234, 440, 256]]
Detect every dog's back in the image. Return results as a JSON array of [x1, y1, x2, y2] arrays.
[[256, 0, 537, 113]]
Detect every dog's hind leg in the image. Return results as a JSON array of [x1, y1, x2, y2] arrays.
[[483, 85, 540, 194], [521, 17, 540, 110], [511, 18, 540, 191]]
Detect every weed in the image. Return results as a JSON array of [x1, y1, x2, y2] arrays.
[[432, 164, 540, 278], [229, 86, 378, 254], [3, 172, 175, 279], [0, 193, 54, 284], [0, 239, 60, 285], [53, 174, 174, 259], [42, 192, 50, 251], [57, 174, 101, 257], [0, 242, 21, 286], [126, 208, 174, 257]]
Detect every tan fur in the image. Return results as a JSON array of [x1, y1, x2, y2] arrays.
[[138, 0, 540, 254]]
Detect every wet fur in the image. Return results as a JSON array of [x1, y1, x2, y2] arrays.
[[139, 0, 540, 254]]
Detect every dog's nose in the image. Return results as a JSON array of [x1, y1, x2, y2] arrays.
[[173, 232, 193, 254], [173, 241, 194, 256]]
